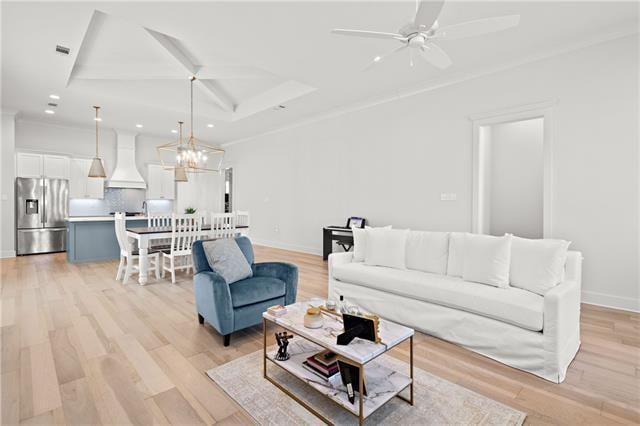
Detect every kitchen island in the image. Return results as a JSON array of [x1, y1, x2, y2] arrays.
[[66, 215, 150, 263]]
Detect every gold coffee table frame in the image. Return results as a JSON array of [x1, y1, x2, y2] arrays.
[[263, 317, 414, 426]]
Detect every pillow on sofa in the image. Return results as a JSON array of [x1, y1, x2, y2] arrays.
[[462, 234, 512, 288], [364, 228, 409, 269], [510, 236, 571, 295], [446, 232, 467, 277], [353, 225, 391, 262], [203, 239, 253, 284], [406, 231, 449, 274]]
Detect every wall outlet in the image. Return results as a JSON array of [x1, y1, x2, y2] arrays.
[[441, 193, 457, 201]]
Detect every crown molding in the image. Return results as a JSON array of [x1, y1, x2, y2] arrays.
[[222, 28, 637, 148]]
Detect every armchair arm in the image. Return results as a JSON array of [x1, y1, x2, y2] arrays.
[[253, 262, 298, 305], [193, 271, 234, 335]]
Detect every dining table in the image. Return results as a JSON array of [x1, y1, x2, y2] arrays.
[[126, 224, 249, 285]]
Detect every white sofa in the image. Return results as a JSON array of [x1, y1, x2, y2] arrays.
[[328, 230, 583, 383]]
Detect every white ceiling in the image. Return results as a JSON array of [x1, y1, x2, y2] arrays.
[[2, 1, 637, 145]]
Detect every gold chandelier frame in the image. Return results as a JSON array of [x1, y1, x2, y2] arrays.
[[157, 76, 225, 177]]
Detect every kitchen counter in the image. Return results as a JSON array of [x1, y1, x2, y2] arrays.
[[66, 215, 149, 222], [66, 216, 150, 263]]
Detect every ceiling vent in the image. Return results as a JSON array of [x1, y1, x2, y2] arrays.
[[47, 102, 58, 107], [55, 45, 70, 55]]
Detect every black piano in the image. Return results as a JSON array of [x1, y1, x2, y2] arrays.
[[322, 217, 366, 260]]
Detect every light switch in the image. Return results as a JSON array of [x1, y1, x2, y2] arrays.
[[441, 193, 457, 201]]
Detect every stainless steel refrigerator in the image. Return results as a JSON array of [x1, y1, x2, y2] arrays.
[[16, 177, 68, 255]]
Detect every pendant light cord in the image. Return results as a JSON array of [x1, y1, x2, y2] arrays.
[[189, 76, 196, 139], [94, 106, 100, 157]]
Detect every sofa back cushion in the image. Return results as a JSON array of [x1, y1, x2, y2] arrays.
[[353, 225, 391, 262], [510, 236, 571, 295], [462, 234, 512, 288], [405, 231, 449, 274], [364, 228, 409, 269], [446, 232, 467, 277]]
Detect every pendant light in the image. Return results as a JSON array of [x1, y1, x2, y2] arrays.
[[88, 106, 107, 178], [174, 121, 188, 182]]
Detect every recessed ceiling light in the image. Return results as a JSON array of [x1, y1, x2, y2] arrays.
[[49, 94, 60, 100], [171, 129, 178, 134], [94, 117, 102, 122], [373, 56, 381, 62], [135, 124, 143, 128], [207, 124, 214, 128], [44, 109, 55, 114]]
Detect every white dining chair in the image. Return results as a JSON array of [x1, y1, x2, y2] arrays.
[[148, 213, 172, 249], [211, 212, 236, 239], [114, 213, 161, 284], [235, 210, 250, 227], [162, 213, 202, 284]]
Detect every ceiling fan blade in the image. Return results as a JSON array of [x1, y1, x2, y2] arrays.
[[436, 15, 520, 40], [363, 45, 407, 70], [419, 43, 452, 69], [414, 0, 445, 30], [331, 29, 404, 40]]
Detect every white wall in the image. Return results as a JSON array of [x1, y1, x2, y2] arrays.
[[489, 118, 544, 238], [1, 111, 16, 257], [224, 35, 639, 311]]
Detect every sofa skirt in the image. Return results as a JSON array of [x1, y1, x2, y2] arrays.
[[329, 278, 579, 383]]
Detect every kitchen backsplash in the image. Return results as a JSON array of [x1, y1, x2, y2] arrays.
[[69, 188, 173, 216]]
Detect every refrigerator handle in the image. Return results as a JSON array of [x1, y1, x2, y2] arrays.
[[41, 178, 46, 225]]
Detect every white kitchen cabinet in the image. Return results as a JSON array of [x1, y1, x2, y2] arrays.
[[70, 158, 104, 199], [16, 153, 44, 177], [43, 155, 70, 179], [16, 153, 70, 179], [147, 164, 175, 200]]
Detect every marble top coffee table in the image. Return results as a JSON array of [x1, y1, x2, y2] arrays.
[[262, 299, 414, 425]]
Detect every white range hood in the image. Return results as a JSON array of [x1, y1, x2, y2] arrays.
[[107, 131, 147, 189]]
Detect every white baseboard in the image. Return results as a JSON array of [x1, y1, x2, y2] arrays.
[[250, 238, 322, 256], [582, 290, 639, 313], [0, 250, 16, 258]]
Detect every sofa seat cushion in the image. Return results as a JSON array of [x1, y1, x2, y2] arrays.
[[229, 277, 286, 308], [332, 263, 543, 331]]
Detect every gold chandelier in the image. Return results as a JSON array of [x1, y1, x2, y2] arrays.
[[157, 76, 225, 181]]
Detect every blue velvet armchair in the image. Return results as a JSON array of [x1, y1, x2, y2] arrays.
[[192, 236, 298, 346]]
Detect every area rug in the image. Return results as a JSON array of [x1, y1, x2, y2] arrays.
[[206, 350, 526, 425]]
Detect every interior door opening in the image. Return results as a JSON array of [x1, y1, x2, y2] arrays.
[[476, 117, 545, 238]]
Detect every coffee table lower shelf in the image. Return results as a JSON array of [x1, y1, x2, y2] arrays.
[[264, 339, 412, 423]]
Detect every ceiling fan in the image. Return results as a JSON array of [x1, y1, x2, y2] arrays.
[[331, 0, 520, 70]]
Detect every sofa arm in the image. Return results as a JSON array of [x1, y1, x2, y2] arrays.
[[253, 262, 299, 305], [543, 278, 581, 379], [328, 252, 353, 279], [193, 271, 234, 335]]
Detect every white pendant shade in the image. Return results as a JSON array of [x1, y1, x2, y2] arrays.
[[88, 157, 106, 178], [174, 166, 188, 182]]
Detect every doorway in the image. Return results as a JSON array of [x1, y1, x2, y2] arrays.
[[224, 168, 233, 213], [472, 101, 555, 237]]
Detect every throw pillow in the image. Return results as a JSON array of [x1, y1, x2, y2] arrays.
[[446, 232, 467, 277], [462, 234, 512, 288], [202, 239, 253, 284], [405, 231, 450, 274], [510, 236, 571, 295], [352, 225, 391, 262], [364, 228, 409, 269]]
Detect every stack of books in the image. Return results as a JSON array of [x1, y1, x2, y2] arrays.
[[267, 305, 287, 317], [302, 350, 339, 381]]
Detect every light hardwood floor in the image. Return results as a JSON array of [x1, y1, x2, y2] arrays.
[[1, 247, 639, 425]]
